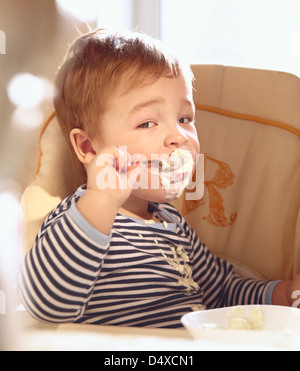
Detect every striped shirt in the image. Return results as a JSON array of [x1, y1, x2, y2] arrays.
[[18, 186, 277, 328]]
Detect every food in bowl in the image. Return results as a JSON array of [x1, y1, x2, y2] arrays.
[[181, 305, 300, 349], [227, 306, 265, 330]]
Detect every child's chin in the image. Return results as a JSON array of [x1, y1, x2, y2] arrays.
[[132, 188, 183, 204], [162, 189, 185, 203]]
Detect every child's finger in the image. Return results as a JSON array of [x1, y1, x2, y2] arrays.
[[127, 162, 147, 188], [114, 148, 137, 174], [95, 152, 115, 168]]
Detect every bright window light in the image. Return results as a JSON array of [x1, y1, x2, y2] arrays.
[[11, 107, 44, 131], [0, 186, 22, 287], [7, 73, 48, 109], [55, 0, 99, 23], [96, 0, 133, 30], [161, 0, 300, 77]]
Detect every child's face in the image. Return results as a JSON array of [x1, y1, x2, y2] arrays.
[[92, 73, 200, 203]]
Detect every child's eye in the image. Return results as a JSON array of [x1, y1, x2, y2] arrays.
[[179, 117, 193, 124], [138, 121, 156, 129]]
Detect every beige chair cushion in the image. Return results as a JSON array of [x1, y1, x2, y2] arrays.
[[21, 113, 84, 256], [21, 65, 300, 281], [175, 65, 300, 281]]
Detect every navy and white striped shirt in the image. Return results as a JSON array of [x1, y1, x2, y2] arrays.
[[18, 186, 277, 328]]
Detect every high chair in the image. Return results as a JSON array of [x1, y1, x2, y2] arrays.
[[21, 65, 300, 281]]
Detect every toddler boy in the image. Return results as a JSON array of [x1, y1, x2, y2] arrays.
[[18, 29, 299, 327]]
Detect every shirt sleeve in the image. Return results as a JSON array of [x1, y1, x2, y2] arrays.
[[183, 218, 279, 308], [18, 199, 111, 324]]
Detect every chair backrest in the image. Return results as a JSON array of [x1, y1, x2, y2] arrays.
[[174, 65, 300, 281], [21, 112, 84, 256]]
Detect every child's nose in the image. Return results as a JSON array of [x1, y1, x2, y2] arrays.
[[164, 125, 189, 148]]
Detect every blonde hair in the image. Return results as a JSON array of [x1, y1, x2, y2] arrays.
[[53, 29, 193, 172]]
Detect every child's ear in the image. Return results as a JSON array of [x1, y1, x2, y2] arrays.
[[70, 128, 97, 165]]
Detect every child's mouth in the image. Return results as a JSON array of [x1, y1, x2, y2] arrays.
[[159, 149, 194, 200], [141, 149, 194, 200]]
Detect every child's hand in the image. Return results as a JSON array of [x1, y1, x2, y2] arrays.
[[272, 274, 300, 308], [76, 146, 146, 236], [85, 145, 145, 208]]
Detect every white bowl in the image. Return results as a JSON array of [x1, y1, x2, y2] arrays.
[[181, 305, 300, 349]]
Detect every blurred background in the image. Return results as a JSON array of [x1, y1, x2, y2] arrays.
[[0, 0, 299, 341]]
